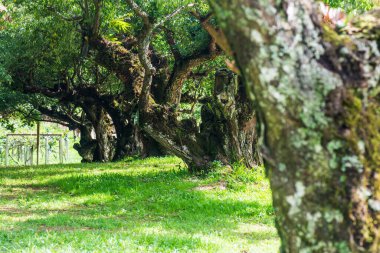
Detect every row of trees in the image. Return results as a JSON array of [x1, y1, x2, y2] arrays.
[[0, 0, 259, 169], [1, 0, 380, 252]]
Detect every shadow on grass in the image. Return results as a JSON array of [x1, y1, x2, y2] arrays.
[[0, 163, 130, 179], [0, 161, 183, 180]]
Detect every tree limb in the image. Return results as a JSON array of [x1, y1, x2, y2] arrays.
[[163, 27, 182, 61], [125, 0, 195, 111], [36, 106, 83, 129], [190, 11, 232, 55], [154, 3, 195, 29], [92, 0, 102, 37], [163, 38, 221, 104], [125, 0, 150, 27]]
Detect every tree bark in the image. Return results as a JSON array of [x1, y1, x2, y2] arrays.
[[82, 105, 115, 162], [142, 69, 259, 171], [73, 122, 97, 163], [211, 1, 380, 252], [86, 37, 164, 160], [200, 69, 260, 168], [111, 111, 163, 160]]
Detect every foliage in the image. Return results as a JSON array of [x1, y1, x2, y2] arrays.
[[0, 0, 218, 119], [324, 0, 379, 12], [0, 87, 40, 129]]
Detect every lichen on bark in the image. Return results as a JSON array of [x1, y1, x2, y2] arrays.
[[211, 0, 380, 252]]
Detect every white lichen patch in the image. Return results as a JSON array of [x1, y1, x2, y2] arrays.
[[357, 140, 366, 154], [324, 210, 343, 223], [356, 186, 372, 200], [250, 29, 264, 44], [306, 212, 322, 240], [369, 199, 380, 212], [286, 181, 306, 216], [341, 155, 364, 173], [278, 163, 286, 172]]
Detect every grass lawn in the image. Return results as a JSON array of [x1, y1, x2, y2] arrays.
[[0, 157, 279, 253]]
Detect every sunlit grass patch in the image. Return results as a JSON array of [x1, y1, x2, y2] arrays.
[[0, 156, 279, 252]]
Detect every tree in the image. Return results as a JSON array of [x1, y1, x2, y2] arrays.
[[0, 85, 102, 162], [0, 0, 261, 170], [85, 0, 260, 170], [324, 0, 377, 12], [211, 0, 380, 252], [0, 1, 161, 162]]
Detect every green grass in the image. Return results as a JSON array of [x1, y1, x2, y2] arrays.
[[0, 156, 279, 253]]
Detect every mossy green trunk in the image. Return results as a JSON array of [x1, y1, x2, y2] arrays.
[[211, 1, 380, 252]]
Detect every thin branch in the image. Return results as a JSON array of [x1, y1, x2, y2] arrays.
[[92, 0, 102, 37], [76, 0, 86, 12], [154, 3, 195, 29], [84, 0, 89, 14], [190, 10, 232, 55], [37, 106, 83, 128], [125, 0, 195, 111], [12, 107, 69, 127], [164, 38, 221, 104], [47, 6, 84, 22], [125, 0, 150, 26], [163, 27, 182, 60]]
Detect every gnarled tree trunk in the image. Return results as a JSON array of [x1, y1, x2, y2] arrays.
[[142, 69, 260, 171], [83, 3, 260, 171], [200, 69, 260, 168], [111, 112, 164, 160], [212, 1, 380, 252], [35, 104, 101, 163], [83, 105, 115, 162], [88, 37, 163, 161], [73, 122, 97, 163]]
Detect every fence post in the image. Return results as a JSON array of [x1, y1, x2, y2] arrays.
[[5, 136, 9, 166], [59, 135, 63, 164], [18, 146, 22, 161], [24, 146, 28, 166], [36, 122, 40, 165], [65, 136, 69, 162], [30, 146, 34, 165], [45, 137, 49, 165]]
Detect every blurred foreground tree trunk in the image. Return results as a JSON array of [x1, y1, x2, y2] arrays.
[[211, 1, 380, 252]]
